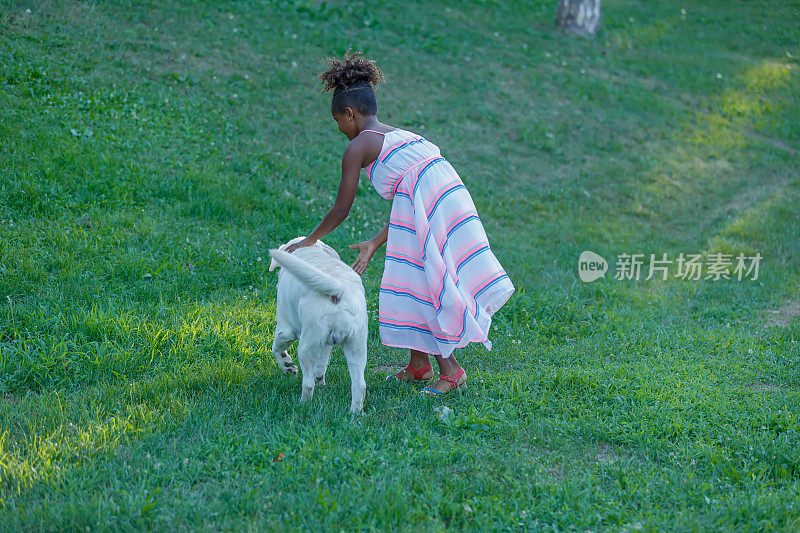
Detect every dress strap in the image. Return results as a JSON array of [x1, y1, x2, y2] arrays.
[[360, 129, 386, 135]]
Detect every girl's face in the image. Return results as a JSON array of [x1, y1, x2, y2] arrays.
[[332, 109, 358, 140]]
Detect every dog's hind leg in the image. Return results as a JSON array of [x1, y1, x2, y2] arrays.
[[271, 327, 298, 375], [297, 336, 322, 403], [341, 337, 367, 413]]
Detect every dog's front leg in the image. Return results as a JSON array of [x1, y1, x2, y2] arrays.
[[313, 345, 333, 387], [272, 327, 298, 375]]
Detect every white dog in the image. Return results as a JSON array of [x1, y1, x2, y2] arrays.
[[268, 237, 368, 413]]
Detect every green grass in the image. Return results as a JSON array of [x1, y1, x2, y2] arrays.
[[1, 0, 799, 530]]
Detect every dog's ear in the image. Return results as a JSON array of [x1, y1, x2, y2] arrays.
[[319, 241, 340, 260]]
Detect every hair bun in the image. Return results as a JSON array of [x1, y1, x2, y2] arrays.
[[320, 50, 384, 92]]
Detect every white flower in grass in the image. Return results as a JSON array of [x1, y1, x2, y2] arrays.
[[433, 406, 453, 422]]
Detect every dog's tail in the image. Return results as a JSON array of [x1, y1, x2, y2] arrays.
[[268, 248, 344, 298]]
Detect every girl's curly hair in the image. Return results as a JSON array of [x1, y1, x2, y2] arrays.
[[320, 50, 384, 115]]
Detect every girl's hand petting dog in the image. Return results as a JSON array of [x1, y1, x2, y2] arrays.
[[349, 238, 379, 274], [284, 237, 317, 254]]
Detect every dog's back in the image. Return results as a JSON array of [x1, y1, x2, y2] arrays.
[[269, 246, 366, 343]]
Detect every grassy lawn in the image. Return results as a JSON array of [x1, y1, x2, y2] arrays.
[[1, 0, 799, 530]]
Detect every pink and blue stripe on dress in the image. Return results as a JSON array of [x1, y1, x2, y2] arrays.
[[364, 128, 515, 357]]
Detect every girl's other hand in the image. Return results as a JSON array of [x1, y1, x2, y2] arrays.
[[285, 237, 317, 254], [349, 239, 379, 274]]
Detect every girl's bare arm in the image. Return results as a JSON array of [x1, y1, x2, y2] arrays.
[[372, 220, 389, 247], [285, 140, 367, 252], [307, 143, 363, 241]]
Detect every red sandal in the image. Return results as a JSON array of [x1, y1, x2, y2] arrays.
[[386, 363, 435, 382], [420, 368, 467, 396]]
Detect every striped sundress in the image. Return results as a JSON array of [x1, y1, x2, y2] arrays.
[[363, 128, 515, 358]]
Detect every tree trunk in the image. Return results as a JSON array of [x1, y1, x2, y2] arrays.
[[556, 0, 601, 36]]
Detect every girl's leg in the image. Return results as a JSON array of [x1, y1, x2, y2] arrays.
[[394, 349, 434, 380], [429, 353, 467, 393]]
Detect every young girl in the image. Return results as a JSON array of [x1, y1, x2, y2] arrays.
[[285, 51, 514, 395]]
